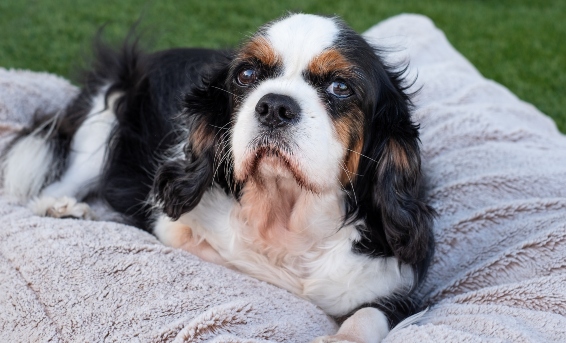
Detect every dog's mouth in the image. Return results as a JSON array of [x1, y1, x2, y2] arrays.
[[251, 145, 294, 173], [235, 138, 316, 191]]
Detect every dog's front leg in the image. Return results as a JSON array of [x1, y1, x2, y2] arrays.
[[312, 307, 389, 343], [153, 214, 227, 266]]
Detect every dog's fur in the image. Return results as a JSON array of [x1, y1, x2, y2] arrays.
[[2, 14, 434, 342]]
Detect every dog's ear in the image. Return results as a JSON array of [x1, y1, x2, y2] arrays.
[[153, 58, 233, 220], [352, 54, 434, 267]]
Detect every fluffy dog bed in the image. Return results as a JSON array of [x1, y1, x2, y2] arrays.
[[1, 14, 565, 342]]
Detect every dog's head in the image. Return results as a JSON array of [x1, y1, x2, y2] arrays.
[[155, 14, 433, 266]]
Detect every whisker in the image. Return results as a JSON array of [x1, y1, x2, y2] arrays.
[[338, 161, 358, 206], [213, 147, 233, 180], [335, 176, 353, 202], [345, 148, 379, 164], [209, 118, 236, 132], [211, 86, 244, 100]]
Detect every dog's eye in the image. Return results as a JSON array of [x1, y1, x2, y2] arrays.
[[326, 81, 352, 98], [236, 68, 257, 86]]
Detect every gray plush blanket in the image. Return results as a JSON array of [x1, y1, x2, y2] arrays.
[[1, 14, 566, 342]]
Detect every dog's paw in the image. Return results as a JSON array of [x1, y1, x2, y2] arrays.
[[29, 196, 94, 220], [314, 307, 388, 343]]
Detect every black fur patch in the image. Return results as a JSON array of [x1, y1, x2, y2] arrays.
[[152, 56, 236, 220]]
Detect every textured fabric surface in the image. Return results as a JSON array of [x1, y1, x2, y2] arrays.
[[1, 14, 566, 342], [364, 14, 566, 343]]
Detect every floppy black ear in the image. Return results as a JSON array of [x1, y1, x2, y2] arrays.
[[371, 107, 434, 266], [153, 59, 233, 220], [352, 55, 434, 268]]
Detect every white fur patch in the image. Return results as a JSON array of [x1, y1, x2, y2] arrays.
[[157, 183, 413, 317], [266, 14, 340, 75], [2, 132, 56, 200], [40, 90, 119, 199], [2, 87, 119, 203], [154, 215, 192, 248]]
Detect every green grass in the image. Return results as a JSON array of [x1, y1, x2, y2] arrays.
[[1, 0, 564, 132]]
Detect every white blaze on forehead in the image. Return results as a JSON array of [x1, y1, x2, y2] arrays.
[[266, 14, 339, 75]]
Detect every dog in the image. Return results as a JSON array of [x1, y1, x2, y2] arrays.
[[2, 13, 434, 343]]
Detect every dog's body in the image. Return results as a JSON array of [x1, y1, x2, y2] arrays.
[[2, 14, 434, 342]]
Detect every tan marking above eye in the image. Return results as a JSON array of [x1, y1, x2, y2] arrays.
[[308, 49, 353, 76], [239, 36, 280, 67]]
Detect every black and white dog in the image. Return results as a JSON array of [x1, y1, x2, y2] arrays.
[[2, 14, 434, 342]]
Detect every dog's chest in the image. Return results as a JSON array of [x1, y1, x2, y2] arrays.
[[179, 186, 409, 316]]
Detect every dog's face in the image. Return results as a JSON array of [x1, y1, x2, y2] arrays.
[[229, 14, 357, 192], [156, 13, 433, 268]]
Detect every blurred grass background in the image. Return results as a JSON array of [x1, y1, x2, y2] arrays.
[[0, 0, 564, 132]]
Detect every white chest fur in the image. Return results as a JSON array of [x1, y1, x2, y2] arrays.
[[154, 184, 413, 317]]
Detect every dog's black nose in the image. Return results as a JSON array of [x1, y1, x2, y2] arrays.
[[255, 93, 301, 128]]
